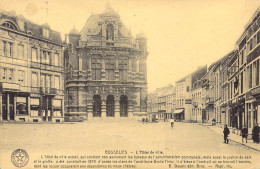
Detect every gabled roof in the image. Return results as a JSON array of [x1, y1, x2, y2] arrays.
[[79, 5, 131, 42]]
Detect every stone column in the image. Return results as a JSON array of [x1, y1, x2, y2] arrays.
[[115, 57, 119, 81], [27, 97, 30, 117], [128, 100, 134, 119], [50, 98, 53, 122], [7, 93, 10, 121], [40, 97, 43, 117], [101, 58, 106, 80], [136, 59, 140, 72], [101, 99, 106, 118], [61, 98, 65, 122], [14, 96, 16, 121], [87, 95, 93, 120], [87, 57, 92, 80], [115, 97, 120, 118], [0, 93, 2, 122], [45, 97, 48, 122]]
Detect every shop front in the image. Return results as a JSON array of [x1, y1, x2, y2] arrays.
[[173, 109, 184, 122], [246, 87, 260, 134]]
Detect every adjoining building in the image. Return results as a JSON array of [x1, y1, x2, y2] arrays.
[[191, 79, 204, 123], [64, 5, 148, 120], [174, 66, 207, 122], [235, 7, 260, 134], [0, 11, 64, 123]]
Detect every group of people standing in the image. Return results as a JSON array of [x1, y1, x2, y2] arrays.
[[223, 123, 260, 144]]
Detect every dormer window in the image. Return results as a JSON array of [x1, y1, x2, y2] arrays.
[[43, 28, 49, 38], [2, 21, 18, 30]]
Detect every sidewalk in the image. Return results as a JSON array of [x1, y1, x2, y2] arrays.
[[199, 123, 260, 152]]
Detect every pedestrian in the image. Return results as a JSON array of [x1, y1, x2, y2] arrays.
[[223, 125, 230, 144], [170, 118, 174, 129], [252, 123, 260, 143], [142, 117, 145, 124], [241, 125, 248, 143]]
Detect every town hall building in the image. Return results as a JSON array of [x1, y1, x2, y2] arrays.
[[64, 5, 148, 120]]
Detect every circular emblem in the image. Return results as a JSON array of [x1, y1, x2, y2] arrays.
[[11, 149, 29, 168]]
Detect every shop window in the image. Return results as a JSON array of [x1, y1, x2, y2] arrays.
[[53, 99, 62, 117], [16, 97, 27, 115], [30, 98, 40, 116]]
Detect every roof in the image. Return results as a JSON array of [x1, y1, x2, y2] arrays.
[[0, 10, 62, 44], [176, 65, 207, 83], [157, 85, 175, 97], [69, 27, 80, 35], [79, 5, 132, 42]]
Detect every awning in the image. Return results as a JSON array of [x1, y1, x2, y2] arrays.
[[173, 109, 184, 114]]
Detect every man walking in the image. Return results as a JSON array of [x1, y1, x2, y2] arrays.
[[223, 125, 230, 144], [170, 118, 174, 129], [241, 125, 248, 143]]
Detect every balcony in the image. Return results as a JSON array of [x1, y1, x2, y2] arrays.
[[40, 87, 57, 95], [0, 82, 20, 91], [205, 97, 214, 105], [31, 87, 40, 93]]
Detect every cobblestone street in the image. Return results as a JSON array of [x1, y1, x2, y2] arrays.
[[1, 121, 259, 168]]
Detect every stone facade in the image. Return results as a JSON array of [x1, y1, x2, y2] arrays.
[[0, 11, 64, 123], [64, 5, 148, 120]]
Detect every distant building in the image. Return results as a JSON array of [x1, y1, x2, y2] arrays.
[[64, 5, 148, 120], [147, 84, 175, 122], [175, 66, 207, 122], [0, 11, 64, 123]]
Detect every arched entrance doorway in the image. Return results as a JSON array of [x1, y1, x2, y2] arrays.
[[106, 95, 115, 117], [93, 95, 101, 117], [120, 95, 128, 117]]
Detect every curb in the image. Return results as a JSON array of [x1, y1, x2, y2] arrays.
[[198, 123, 260, 152]]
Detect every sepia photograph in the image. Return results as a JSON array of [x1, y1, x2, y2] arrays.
[[0, 0, 260, 168]]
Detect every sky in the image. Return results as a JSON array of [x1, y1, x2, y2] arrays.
[[1, 0, 260, 92]]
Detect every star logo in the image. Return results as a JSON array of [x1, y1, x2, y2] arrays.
[[11, 149, 29, 168], [15, 152, 25, 163]]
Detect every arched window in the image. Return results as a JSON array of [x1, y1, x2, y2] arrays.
[[106, 24, 114, 41], [106, 95, 115, 117], [2, 21, 18, 30]]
